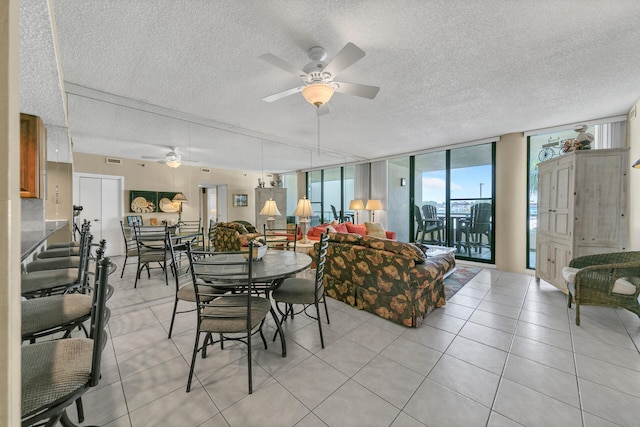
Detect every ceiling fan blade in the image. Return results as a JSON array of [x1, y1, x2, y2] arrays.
[[317, 104, 331, 116], [259, 53, 307, 77], [262, 86, 303, 103], [322, 42, 365, 77], [141, 155, 162, 160], [334, 81, 380, 99]]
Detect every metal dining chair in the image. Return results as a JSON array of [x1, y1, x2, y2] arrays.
[[133, 224, 169, 288], [271, 231, 330, 348], [185, 243, 273, 394]]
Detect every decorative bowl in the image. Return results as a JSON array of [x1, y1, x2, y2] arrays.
[[241, 244, 268, 260]]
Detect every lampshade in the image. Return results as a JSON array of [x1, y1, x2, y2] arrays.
[[349, 199, 365, 210], [172, 192, 188, 203], [633, 159, 640, 169], [365, 199, 382, 210], [166, 160, 181, 168], [259, 199, 281, 217], [293, 196, 314, 217], [301, 84, 334, 107]]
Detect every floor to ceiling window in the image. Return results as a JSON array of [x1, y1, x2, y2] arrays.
[[406, 142, 495, 263], [306, 166, 354, 226]]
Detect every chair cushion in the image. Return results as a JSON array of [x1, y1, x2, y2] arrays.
[[22, 339, 93, 417], [200, 296, 271, 333], [364, 222, 387, 239], [562, 267, 636, 295], [26, 257, 81, 272], [272, 278, 320, 305], [176, 284, 221, 303], [22, 294, 92, 337], [562, 267, 580, 283], [21, 268, 79, 295], [612, 278, 638, 295]]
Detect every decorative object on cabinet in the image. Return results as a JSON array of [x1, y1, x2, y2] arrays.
[[20, 113, 46, 199], [255, 187, 286, 231], [535, 148, 628, 293], [233, 194, 248, 207], [130, 191, 157, 213]]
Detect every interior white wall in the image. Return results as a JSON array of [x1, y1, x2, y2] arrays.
[[628, 98, 640, 250]]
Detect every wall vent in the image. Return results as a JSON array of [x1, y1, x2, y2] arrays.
[[630, 105, 637, 121], [105, 157, 122, 165], [200, 167, 211, 173]]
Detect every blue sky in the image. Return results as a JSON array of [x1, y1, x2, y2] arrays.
[[422, 165, 492, 203]]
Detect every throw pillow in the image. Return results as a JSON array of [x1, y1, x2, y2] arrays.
[[333, 223, 349, 233], [346, 222, 368, 235], [364, 222, 387, 239]]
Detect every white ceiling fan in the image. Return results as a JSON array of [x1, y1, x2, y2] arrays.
[[260, 42, 380, 115], [142, 146, 197, 168]]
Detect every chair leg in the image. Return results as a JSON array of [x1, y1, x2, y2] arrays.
[[120, 254, 128, 278], [322, 294, 330, 324], [75, 397, 84, 423], [270, 306, 287, 357], [186, 332, 201, 392], [575, 301, 581, 326], [315, 301, 325, 349], [168, 297, 178, 338]]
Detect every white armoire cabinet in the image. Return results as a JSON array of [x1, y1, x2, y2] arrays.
[[535, 148, 628, 292], [255, 187, 287, 231]]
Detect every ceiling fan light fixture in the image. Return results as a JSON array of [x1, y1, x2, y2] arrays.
[[302, 83, 334, 107], [166, 159, 181, 168]]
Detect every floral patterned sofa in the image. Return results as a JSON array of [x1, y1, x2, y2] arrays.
[[310, 233, 455, 327], [215, 222, 263, 252]]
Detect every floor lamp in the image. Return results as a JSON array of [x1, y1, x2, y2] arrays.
[[173, 192, 188, 225], [365, 199, 382, 223], [349, 199, 364, 224]]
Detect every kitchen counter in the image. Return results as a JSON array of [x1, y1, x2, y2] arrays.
[[21, 220, 68, 261]]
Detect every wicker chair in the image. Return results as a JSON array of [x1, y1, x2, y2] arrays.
[[562, 251, 640, 325]]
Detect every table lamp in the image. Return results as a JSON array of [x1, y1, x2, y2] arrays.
[[173, 192, 188, 225], [293, 196, 314, 243], [259, 198, 281, 230], [349, 199, 364, 224], [365, 199, 382, 223]]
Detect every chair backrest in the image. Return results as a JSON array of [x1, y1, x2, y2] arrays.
[[470, 203, 492, 233], [314, 232, 330, 295], [179, 219, 201, 233], [187, 243, 256, 327], [89, 250, 113, 387], [263, 223, 298, 252], [331, 205, 340, 222], [413, 205, 424, 231], [168, 238, 192, 293], [120, 221, 138, 254], [422, 204, 438, 220]]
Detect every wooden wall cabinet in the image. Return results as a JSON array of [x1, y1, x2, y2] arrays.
[[255, 187, 287, 231], [20, 113, 46, 198], [535, 148, 628, 292]]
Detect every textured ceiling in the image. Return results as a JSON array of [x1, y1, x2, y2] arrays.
[[22, 1, 640, 172]]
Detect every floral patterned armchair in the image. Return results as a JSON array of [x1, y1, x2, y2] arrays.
[[310, 233, 455, 327], [215, 222, 263, 252]]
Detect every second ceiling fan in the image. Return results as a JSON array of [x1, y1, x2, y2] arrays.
[[260, 42, 380, 115]]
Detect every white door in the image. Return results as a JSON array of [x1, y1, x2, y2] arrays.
[[74, 174, 124, 256]]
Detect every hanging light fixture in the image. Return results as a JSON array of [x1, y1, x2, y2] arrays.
[[293, 196, 314, 243], [301, 83, 334, 107], [259, 198, 281, 230], [166, 159, 181, 168]]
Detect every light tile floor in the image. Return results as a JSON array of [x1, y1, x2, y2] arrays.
[[62, 258, 640, 427]]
